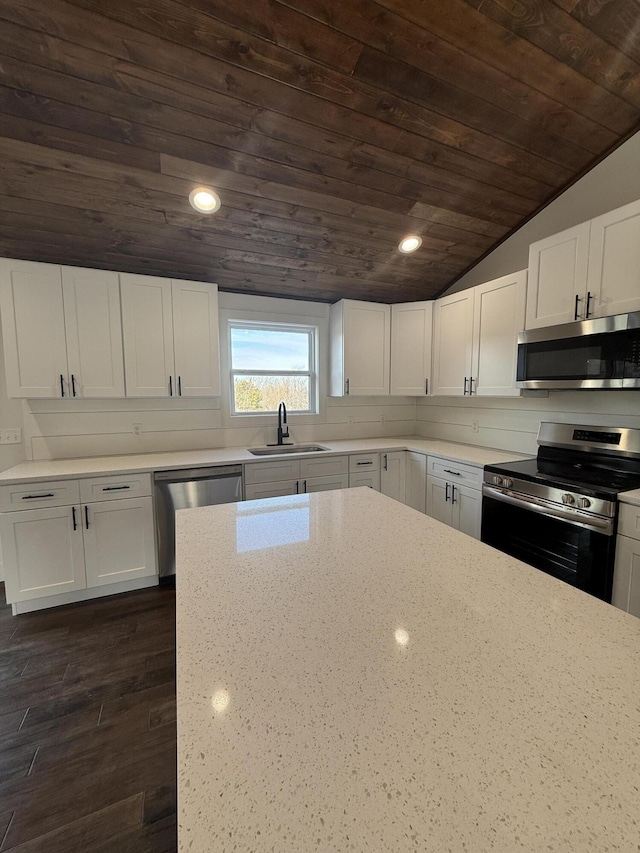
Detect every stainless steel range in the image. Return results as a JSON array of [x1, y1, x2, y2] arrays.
[[481, 423, 640, 602]]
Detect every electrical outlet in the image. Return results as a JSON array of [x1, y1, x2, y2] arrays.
[[472, 420, 479, 433], [0, 428, 22, 444], [133, 423, 143, 436]]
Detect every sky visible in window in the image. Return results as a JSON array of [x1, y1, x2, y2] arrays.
[[230, 327, 310, 371]]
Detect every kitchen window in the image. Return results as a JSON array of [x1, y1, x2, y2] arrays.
[[228, 320, 318, 415]]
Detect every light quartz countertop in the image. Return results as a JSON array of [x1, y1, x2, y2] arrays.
[[176, 488, 640, 852], [620, 488, 640, 506], [0, 436, 528, 484]]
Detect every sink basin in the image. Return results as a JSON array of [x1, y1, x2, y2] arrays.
[[248, 444, 329, 456]]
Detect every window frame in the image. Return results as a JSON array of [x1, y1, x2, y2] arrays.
[[227, 319, 319, 417]]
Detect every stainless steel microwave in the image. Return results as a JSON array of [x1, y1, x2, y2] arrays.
[[516, 312, 640, 389]]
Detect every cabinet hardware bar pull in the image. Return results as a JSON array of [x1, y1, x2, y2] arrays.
[[102, 485, 130, 491], [574, 293, 581, 320], [469, 376, 474, 395], [345, 378, 350, 395], [356, 461, 372, 466], [72, 506, 77, 531], [585, 291, 593, 318], [71, 374, 77, 397], [443, 469, 461, 476], [22, 493, 54, 500], [60, 374, 65, 397], [445, 483, 450, 502], [383, 453, 388, 470], [85, 506, 90, 529], [303, 480, 307, 492], [425, 378, 428, 395], [463, 376, 468, 395], [169, 376, 173, 396], [178, 376, 182, 396], [296, 481, 299, 494], [451, 485, 457, 505]]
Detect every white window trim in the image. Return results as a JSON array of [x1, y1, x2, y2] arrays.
[[219, 305, 328, 429]]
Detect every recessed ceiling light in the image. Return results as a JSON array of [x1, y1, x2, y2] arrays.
[[188, 187, 221, 213], [398, 235, 422, 254]]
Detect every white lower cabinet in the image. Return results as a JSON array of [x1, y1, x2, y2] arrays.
[[348, 453, 381, 491], [613, 503, 640, 618], [425, 457, 482, 539], [405, 452, 427, 513], [0, 474, 156, 610], [380, 451, 406, 504], [244, 456, 349, 500]]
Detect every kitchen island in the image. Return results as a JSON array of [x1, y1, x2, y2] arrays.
[[176, 488, 640, 852]]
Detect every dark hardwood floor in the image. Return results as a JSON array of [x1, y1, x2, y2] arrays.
[[0, 582, 177, 852]]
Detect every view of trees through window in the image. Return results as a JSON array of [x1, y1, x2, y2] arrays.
[[229, 322, 316, 414]]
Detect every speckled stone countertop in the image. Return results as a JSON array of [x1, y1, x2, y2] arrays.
[[176, 488, 640, 852], [0, 436, 527, 484], [620, 487, 640, 507]]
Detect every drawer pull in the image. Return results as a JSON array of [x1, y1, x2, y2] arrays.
[[102, 485, 131, 491], [357, 461, 373, 466], [22, 493, 55, 500], [443, 469, 461, 476], [85, 506, 90, 529]]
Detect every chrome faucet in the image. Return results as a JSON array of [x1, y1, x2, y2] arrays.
[[268, 401, 292, 446]]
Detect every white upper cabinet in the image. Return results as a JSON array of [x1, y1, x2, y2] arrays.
[[432, 271, 525, 397], [0, 259, 124, 398], [471, 270, 526, 397], [330, 299, 390, 396], [121, 274, 219, 397], [526, 199, 640, 330], [526, 222, 590, 329], [587, 199, 640, 318], [431, 289, 475, 396], [390, 301, 433, 396]]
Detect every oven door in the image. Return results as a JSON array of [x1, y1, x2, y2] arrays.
[[481, 487, 615, 602]]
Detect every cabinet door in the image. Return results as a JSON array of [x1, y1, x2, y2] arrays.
[[171, 279, 220, 397], [82, 497, 157, 587], [303, 473, 349, 493], [342, 301, 390, 395], [0, 505, 86, 603], [432, 290, 474, 395], [299, 455, 348, 479], [244, 460, 301, 485], [245, 480, 299, 500], [525, 222, 590, 329], [426, 475, 453, 527], [452, 484, 482, 540], [405, 452, 427, 513], [380, 451, 406, 503], [349, 470, 381, 490], [472, 270, 526, 397], [612, 535, 640, 618], [120, 274, 175, 397], [0, 259, 68, 398], [587, 199, 640, 319], [62, 267, 125, 398], [390, 301, 432, 396]]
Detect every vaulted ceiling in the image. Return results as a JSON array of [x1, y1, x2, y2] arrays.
[[1, 0, 640, 303]]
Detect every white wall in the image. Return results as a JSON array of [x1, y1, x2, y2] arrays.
[[448, 129, 640, 292]]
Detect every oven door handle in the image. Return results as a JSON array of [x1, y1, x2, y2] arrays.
[[482, 485, 615, 536]]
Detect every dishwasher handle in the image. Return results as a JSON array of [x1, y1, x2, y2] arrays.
[[154, 465, 243, 482]]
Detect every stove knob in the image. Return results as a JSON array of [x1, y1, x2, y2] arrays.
[[502, 477, 513, 489], [562, 493, 576, 506], [576, 497, 591, 509], [493, 475, 503, 487]]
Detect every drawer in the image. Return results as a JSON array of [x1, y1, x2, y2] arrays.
[[427, 456, 483, 489], [0, 479, 80, 512], [80, 473, 152, 503], [244, 460, 301, 485], [349, 453, 380, 473], [299, 455, 348, 479], [349, 470, 381, 491], [618, 503, 640, 540], [245, 480, 299, 500]]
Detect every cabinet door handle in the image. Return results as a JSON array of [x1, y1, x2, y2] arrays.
[[445, 483, 450, 502], [469, 376, 475, 395], [296, 480, 299, 494], [585, 291, 593, 318], [169, 376, 173, 396], [60, 374, 65, 398], [71, 374, 77, 397], [443, 469, 461, 476], [425, 378, 429, 395], [345, 378, 350, 395], [463, 376, 468, 395], [303, 480, 307, 493], [72, 506, 78, 531], [383, 453, 388, 471], [178, 375, 182, 396], [574, 293, 581, 320], [22, 493, 54, 500], [102, 485, 130, 491], [84, 506, 90, 529], [451, 485, 457, 505]]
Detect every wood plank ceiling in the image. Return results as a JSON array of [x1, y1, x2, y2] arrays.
[[0, 0, 639, 303]]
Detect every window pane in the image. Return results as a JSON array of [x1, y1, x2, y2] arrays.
[[233, 375, 310, 413], [230, 327, 310, 371]]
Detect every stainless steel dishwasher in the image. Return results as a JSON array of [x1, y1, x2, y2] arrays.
[[154, 465, 243, 582]]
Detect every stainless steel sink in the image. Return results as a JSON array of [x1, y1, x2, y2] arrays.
[[248, 444, 329, 456]]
